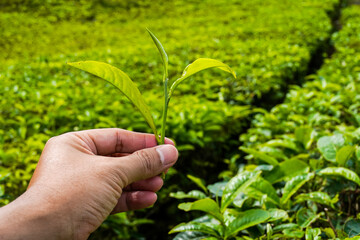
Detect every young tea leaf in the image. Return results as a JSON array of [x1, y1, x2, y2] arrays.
[[67, 61, 158, 139], [280, 173, 315, 205], [245, 177, 280, 206], [187, 174, 208, 194], [240, 147, 279, 166], [178, 198, 223, 223], [221, 171, 261, 211], [146, 28, 169, 79], [265, 159, 310, 184], [305, 228, 321, 240], [296, 208, 321, 228], [170, 190, 207, 200], [336, 146, 355, 166], [295, 192, 338, 207], [317, 134, 345, 162], [169, 222, 220, 237], [225, 209, 270, 238], [169, 58, 236, 100], [267, 208, 289, 222], [318, 167, 360, 186]]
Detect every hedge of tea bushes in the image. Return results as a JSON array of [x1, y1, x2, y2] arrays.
[[0, 0, 339, 102], [0, 0, 341, 239], [169, 5, 360, 239]]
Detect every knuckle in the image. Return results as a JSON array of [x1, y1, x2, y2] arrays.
[[135, 150, 156, 174], [45, 136, 58, 146]]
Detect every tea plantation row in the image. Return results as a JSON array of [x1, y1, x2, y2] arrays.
[[169, 5, 360, 240], [0, 0, 341, 239]]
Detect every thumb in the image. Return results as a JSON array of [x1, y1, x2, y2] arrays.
[[118, 144, 178, 184]]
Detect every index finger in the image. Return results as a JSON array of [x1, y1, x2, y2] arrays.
[[69, 128, 174, 155]]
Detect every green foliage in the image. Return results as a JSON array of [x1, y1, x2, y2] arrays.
[[68, 61, 159, 139]]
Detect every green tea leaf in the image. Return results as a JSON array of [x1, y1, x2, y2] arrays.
[[305, 228, 321, 240], [295, 127, 314, 149], [336, 146, 355, 166], [283, 228, 305, 238], [146, 28, 168, 80], [295, 192, 338, 207], [265, 159, 309, 184], [267, 223, 273, 240], [169, 222, 220, 237], [344, 219, 360, 238], [280, 173, 315, 205], [170, 190, 207, 200], [67, 61, 158, 138], [273, 223, 299, 233], [221, 171, 261, 211], [317, 134, 345, 162], [169, 58, 236, 99], [318, 167, 360, 186], [173, 232, 216, 240], [179, 198, 223, 223], [225, 209, 270, 238], [245, 177, 280, 205], [262, 139, 299, 151], [267, 208, 289, 222], [187, 174, 208, 194], [296, 208, 321, 228], [240, 147, 279, 166], [207, 181, 227, 197]]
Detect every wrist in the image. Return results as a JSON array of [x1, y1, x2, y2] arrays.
[[0, 189, 75, 240]]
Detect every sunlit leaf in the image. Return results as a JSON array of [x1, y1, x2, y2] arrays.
[[267, 223, 273, 240], [262, 139, 299, 151], [221, 171, 261, 211], [169, 58, 236, 99], [280, 173, 314, 205], [225, 209, 270, 238], [283, 228, 305, 238], [179, 198, 223, 223], [319, 167, 360, 186], [207, 181, 227, 197], [265, 159, 309, 184], [169, 222, 220, 237], [273, 223, 299, 233], [170, 190, 207, 200], [187, 174, 208, 194], [146, 28, 168, 79], [336, 146, 355, 166], [295, 192, 338, 207], [67, 61, 158, 137], [317, 134, 345, 162], [240, 147, 279, 166], [295, 127, 314, 149], [245, 177, 280, 205], [267, 208, 289, 222], [305, 228, 321, 240], [173, 231, 216, 240]]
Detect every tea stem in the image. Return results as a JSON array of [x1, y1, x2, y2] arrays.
[[160, 77, 169, 144]]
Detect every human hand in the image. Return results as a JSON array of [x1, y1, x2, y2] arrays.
[[0, 129, 178, 240]]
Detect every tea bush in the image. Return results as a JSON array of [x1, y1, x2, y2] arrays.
[[170, 5, 360, 239], [0, 0, 342, 238]]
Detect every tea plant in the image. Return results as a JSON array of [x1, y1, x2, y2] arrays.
[[67, 29, 236, 145]]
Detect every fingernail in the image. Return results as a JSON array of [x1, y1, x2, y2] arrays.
[[156, 145, 177, 165], [165, 137, 175, 146]]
